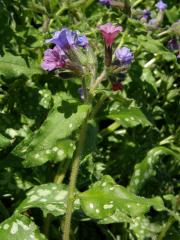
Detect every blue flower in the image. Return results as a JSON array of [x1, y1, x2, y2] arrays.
[[142, 9, 151, 19], [46, 28, 88, 50], [155, 0, 167, 11], [115, 47, 134, 65]]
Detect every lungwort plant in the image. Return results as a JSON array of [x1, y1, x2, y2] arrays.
[[0, 0, 179, 240]]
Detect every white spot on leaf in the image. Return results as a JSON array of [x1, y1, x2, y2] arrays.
[[10, 222, 18, 234]]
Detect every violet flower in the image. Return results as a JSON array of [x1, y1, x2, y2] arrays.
[[142, 9, 151, 20], [115, 47, 134, 65], [99, 0, 112, 6], [167, 39, 179, 51], [98, 23, 123, 47], [46, 28, 88, 50], [41, 46, 66, 71], [155, 0, 167, 11]]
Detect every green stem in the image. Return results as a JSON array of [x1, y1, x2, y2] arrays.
[[157, 216, 175, 240], [43, 158, 71, 237], [62, 70, 109, 240], [101, 121, 121, 136], [63, 114, 89, 240]]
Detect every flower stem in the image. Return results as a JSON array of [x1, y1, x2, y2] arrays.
[[63, 114, 89, 240]]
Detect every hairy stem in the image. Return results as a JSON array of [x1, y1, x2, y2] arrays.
[[63, 114, 89, 240]]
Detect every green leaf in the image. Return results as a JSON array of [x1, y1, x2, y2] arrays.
[[107, 107, 151, 128], [13, 103, 89, 167], [128, 146, 180, 193], [17, 183, 80, 217], [0, 53, 42, 79], [138, 36, 177, 61], [0, 133, 11, 149], [80, 175, 165, 221], [0, 213, 47, 240], [129, 216, 162, 240]]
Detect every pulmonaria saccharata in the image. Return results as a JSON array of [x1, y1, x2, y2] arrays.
[[41, 46, 66, 71], [115, 47, 134, 65], [155, 0, 167, 11]]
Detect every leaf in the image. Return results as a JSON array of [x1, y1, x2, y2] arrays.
[[138, 36, 177, 61], [80, 175, 165, 221], [0, 133, 11, 149], [107, 107, 151, 128], [141, 68, 158, 93], [0, 213, 47, 240], [17, 183, 80, 217], [129, 216, 162, 240], [12, 103, 89, 167], [0, 53, 42, 79], [128, 146, 180, 193]]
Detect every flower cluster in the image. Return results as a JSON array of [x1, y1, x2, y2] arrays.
[[41, 28, 91, 73], [42, 22, 134, 95]]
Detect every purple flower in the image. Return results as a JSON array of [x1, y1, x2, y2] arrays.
[[46, 28, 88, 50], [142, 9, 151, 19], [99, 0, 112, 6], [167, 39, 179, 51], [115, 47, 134, 65], [177, 52, 180, 59], [155, 0, 167, 11], [74, 33, 89, 48], [77, 87, 84, 99], [148, 18, 158, 26], [41, 46, 66, 71], [98, 23, 123, 47]]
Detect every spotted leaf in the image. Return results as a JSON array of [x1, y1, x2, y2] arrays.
[[0, 213, 47, 240], [12, 103, 89, 167], [107, 107, 151, 128], [16, 183, 80, 217], [80, 175, 165, 220], [128, 146, 180, 193]]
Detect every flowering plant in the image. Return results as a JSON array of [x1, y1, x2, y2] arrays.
[[0, 1, 179, 240]]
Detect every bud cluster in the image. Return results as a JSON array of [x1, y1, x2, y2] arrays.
[[98, 23, 134, 91]]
